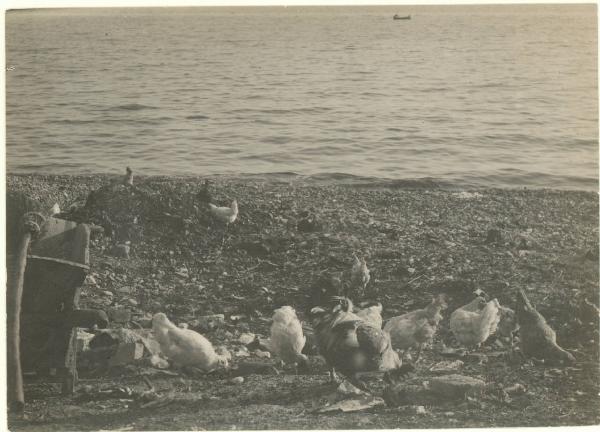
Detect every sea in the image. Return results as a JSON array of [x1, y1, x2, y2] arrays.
[[5, 4, 599, 191]]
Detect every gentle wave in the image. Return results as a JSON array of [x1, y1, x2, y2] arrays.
[[5, 5, 598, 191]]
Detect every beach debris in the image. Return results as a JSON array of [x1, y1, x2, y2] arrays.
[[76, 329, 95, 352], [504, 383, 527, 395], [429, 374, 486, 399], [238, 333, 256, 345], [315, 395, 385, 413], [194, 314, 225, 332], [107, 308, 131, 324], [416, 405, 428, 415], [109, 342, 145, 366], [430, 360, 464, 373], [229, 376, 245, 385], [254, 350, 271, 359]]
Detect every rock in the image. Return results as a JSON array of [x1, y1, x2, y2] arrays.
[[337, 381, 363, 395], [85, 275, 98, 286], [254, 350, 271, 359], [429, 374, 486, 399], [111, 244, 130, 259], [194, 314, 225, 331], [416, 406, 427, 415], [107, 308, 131, 324], [175, 267, 189, 278], [116, 286, 132, 295], [234, 346, 250, 358], [382, 384, 437, 408], [238, 333, 256, 345], [229, 376, 244, 385], [504, 383, 527, 395], [430, 360, 464, 373], [109, 342, 144, 366], [127, 298, 138, 307], [317, 396, 385, 413]]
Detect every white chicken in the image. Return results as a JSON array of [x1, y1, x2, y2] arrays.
[[450, 297, 501, 348], [384, 294, 447, 362], [123, 166, 133, 186], [209, 200, 238, 225], [350, 254, 370, 298], [269, 306, 308, 372], [152, 313, 229, 372], [355, 301, 383, 328]]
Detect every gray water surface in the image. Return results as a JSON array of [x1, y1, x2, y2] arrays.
[[5, 5, 598, 190]]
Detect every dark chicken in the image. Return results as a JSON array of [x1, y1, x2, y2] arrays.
[[516, 289, 575, 365], [310, 296, 412, 392]]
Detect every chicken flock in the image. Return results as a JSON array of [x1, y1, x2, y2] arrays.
[[123, 168, 576, 394]]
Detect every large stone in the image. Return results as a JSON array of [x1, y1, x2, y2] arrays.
[[429, 374, 486, 399]]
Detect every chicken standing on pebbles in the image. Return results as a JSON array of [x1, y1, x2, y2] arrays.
[[209, 199, 238, 225], [355, 301, 383, 329], [123, 166, 133, 186], [516, 289, 575, 365], [208, 199, 238, 247], [384, 294, 447, 362], [449, 297, 501, 348], [269, 306, 308, 373], [350, 254, 370, 298], [152, 313, 229, 372], [310, 296, 413, 393]]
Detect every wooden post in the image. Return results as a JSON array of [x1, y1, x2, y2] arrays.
[[7, 213, 44, 413]]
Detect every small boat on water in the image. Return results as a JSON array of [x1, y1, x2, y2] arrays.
[[393, 14, 411, 20]]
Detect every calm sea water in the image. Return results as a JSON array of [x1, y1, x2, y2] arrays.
[[5, 5, 598, 190]]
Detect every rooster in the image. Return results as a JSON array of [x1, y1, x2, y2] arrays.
[[449, 297, 501, 348], [123, 166, 133, 186], [350, 254, 370, 298], [209, 200, 238, 225], [270, 306, 308, 373], [152, 313, 229, 372], [516, 289, 575, 365], [310, 296, 412, 392], [384, 294, 447, 362]]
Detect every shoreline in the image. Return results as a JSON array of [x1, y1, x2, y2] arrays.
[[6, 172, 599, 195]]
